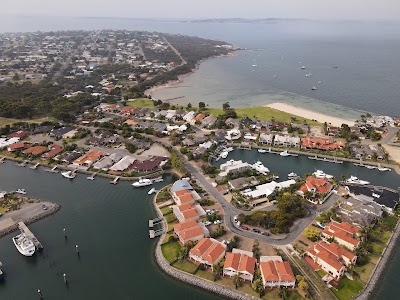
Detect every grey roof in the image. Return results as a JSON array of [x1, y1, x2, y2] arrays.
[[171, 180, 193, 193], [347, 185, 399, 209]]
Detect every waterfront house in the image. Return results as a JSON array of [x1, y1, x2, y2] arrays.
[[171, 180, 193, 193], [301, 137, 344, 151], [306, 241, 357, 280], [259, 256, 296, 288], [241, 180, 296, 202], [273, 134, 300, 148], [174, 220, 209, 245], [297, 176, 333, 204], [73, 149, 105, 167], [183, 111, 196, 123], [219, 160, 251, 178], [172, 203, 206, 223], [7, 142, 30, 152], [131, 156, 167, 173], [22, 145, 48, 157], [259, 133, 274, 145], [225, 129, 241, 141], [189, 238, 226, 269], [42, 144, 64, 159], [223, 249, 256, 282], [171, 189, 201, 206], [228, 176, 259, 191], [336, 195, 382, 227], [322, 221, 360, 251], [201, 115, 217, 129], [109, 155, 136, 174], [191, 113, 206, 125]]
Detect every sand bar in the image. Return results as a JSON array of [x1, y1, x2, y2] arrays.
[[266, 102, 355, 127]]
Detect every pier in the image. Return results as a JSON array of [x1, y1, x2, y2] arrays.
[[149, 229, 165, 238], [308, 155, 343, 164], [87, 171, 98, 180], [18, 221, 43, 250], [30, 163, 40, 169], [110, 176, 120, 184], [149, 217, 163, 228], [15, 161, 27, 167], [0, 157, 5, 163]]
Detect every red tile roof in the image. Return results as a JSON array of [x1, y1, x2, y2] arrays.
[[301, 137, 343, 150], [202, 243, 226, 265], [8, 130, 30, 139], [224, 252, 241, 271], [238, 254, 256, 274], [22, 146, 48, 156], [323, 222, 360, 247], [299, 176, 333, 194], [260, 261, 279, 281], [275, 261, 295, 282], [7, 142, 30, 151], [190, 238, 213, 257], [174, 220, 198, 232], [43, 144, 64, 158]]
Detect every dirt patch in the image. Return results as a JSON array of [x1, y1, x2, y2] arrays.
[[141, 143, 170, 157]]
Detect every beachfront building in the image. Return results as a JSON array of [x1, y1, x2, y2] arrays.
[[174, 220, 209, 245], [172, 203, 206, 223], [259, 256, 296, 288], [189, 238, 226, 269], [223, 249, 256, 282], [322, 222, 360, 251], [306, 241, 357, 280], [273, 135, 300, 148]]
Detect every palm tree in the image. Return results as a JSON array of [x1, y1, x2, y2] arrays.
[[212, 264, 222, 281], [233, 274, 241, 289]]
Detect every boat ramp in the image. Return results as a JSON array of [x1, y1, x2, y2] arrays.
[[149, 217, 163, 228], [149, 217, 165, 238]]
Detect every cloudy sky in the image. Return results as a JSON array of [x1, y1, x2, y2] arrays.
[[2, 0, 400, 20]]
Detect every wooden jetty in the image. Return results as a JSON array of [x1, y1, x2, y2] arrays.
[[149, 217, 163, 228], [15, 161, 27, 167], [87, 172, 98, 180], [0, 157, 5, 164], [149, 229, 165, 239], [308, 155, 343, 164], [30, 163, 40, 169], [18, 222, 43, 250], [110, 176, 120, 185]]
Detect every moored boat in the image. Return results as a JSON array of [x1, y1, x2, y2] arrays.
[[279, 150, 290, 157], [132, 178, 153, 187], [12, 233, 36, 257], [258, 149, 267, 153], [61, 171, 76, 179], [15, 189, 27, 195], [288, 172, 299, 180], [346, 176, 370, 185], [148, 188, 156, 195], [313, 169, 333, 179], [153, 177, 164, 183]]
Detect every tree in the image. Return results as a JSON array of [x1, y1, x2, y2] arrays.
[[212, 264, 222, 281], [186, 103, 192, 109], [304, 227, 320, 241], [252, 278, 264, 297], [233, 274, 241, 289], [222, 101, 230, 111], [198, 101, 206, 110], [298, 279, 309, 293]]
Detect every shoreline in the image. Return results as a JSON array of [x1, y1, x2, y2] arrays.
[[266, 102, 355, 127]]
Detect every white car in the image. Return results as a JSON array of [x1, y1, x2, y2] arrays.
[[214, 220, 222, 225], [233, 216, 238, 223], [203, 221, 212, 226]]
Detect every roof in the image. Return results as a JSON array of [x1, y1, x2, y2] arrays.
[[179, 226, 204, 241], [174, 220, 198, 232], [301, 137, 342, 150], [109, 155, 135, 171], [7, 142, 29, 150], [178, 193, 195, 204], [202, 243, 226, 265], [238, 254, 256, 274], [22, 146, 48, 156], [347, 185, 399, 210], [73, 149, 105, 165], [224, 252, 241, 271], [8, 130, 30, 138], [132, 156, 166, 172], [260, 261, 279, 281], [171, 180, 193, 193], [190, 238, 213, 257], [43, 144, 64, 158], [260, 259, 295, 282], [275, 261, 295, 282], [299, 176, 333, 194], [313, 241, 356, 262]]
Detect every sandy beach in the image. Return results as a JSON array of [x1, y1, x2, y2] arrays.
[[266, 102, 355, 127]]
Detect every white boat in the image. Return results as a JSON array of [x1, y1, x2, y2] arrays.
[[153, 177, 164, 183], [280, 150, 290, 157], [132, 178, 153, 187], [346, 176, 370, 185], [313, 170, 333, 179], [311, 86, 317, 90], [378, 165, 391, 172], [365, 165, 376, 170], [288, 172, 299, 179], [15, 189, 27, 195], [225, 147, 234, 152], [301, 66, 306, 69], [252, 161, 270, 174], [12, 233, 36, 257], [87, 176, 94, 180], [220, 151, 229, 159], [273, 72, 278, 78], [61, 171, 76, 179], [148, 188, 156, 195], [258, 149, 267, 153], [318, 81, 322, 84], [252, 64, 258, 67]]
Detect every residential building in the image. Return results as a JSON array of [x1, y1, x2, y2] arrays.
[[42, 144, 64, 159], [174, 220, 209, 245], [274, 135, 300, 148], [7, 142, 30, 152], [337, 196, 382, 227], [171, 189, 200, 206], [259, 256, 296, 288], [223, 249, 256, 282], [109, 155, 135, 173], [189, 238, 226, 269], [172, 203, 206, 223], [301, 137, 345, 151], [322, 222, 360, 251], [242, 180, 296, 201], [131, 156, 167, 173], [259, 133, 273, 145], [183, 111, 196, 122], [22, 146, 48, 157], [73, 149, 105, 167], [219, 160, 251, 178], [297, 176, 333, 203]]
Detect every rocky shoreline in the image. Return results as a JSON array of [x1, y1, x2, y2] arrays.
[[152, 191, 257, 300]]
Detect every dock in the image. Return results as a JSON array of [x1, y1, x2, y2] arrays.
[[149, 229, 165, 238], [15, 161, 27, 167], [30, 163, 40, 169], [149, 217, 163, 228], [238, 143, 252, 150], [110, 176, 120, 184], [18, 222, 43, 250], [87, 171, 98, 180], [0, 157, 5, 164], [308, 155, 343, 164]]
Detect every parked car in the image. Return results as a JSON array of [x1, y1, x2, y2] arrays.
[[240, 225, 250, 230], [262, 231, 270, 236], [233, 215, 238, 223], [252, 228, 261, 233], [214, 220, 222, 225], [203, 221, 212, 226], [316, 222, 326, 229]]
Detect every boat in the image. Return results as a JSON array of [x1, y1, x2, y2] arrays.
[[225, 147, 234, 152], [87, 176, 95, 180], [220, 151, 229, 159], [313, 170, 333, 179], [110, 176, 120, 185], [365, 165, 376, 170], [61, 171, 76, 179], [148, 188, 156, 195], [318, 81, 322, 84], [288, 172, 299, 180], [252, 64, 258, 67], [252, 161, 270, 174], [279, 150, 290, 157], [301, 66, 306, 69], [273, 72, 278, 78], [346, 176, 370, 185], [311, 86, 317, 90], [132, 178, 153, 187], [258, 149, 267, 153], [0, 261, 4, 280], [153, 177, 164, 183], [378, 166, 391, 172], [12, 233, 36, 256], [15, 189, 27, 195]]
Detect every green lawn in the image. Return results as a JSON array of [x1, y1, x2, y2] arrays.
[[371, 243, 385, 256], [382, 215, 398, 230], [172, 260, 198, 274], [161, 241, 181, 263], [331, 278, 364, 300], [126, 98, 155, 108], [355, 262, 376, 284], [204, 106, 321, 126], [0, 117, 55, 127], [160, 206, 172, 215], [317, 269, 326, 278], [164, 213, 177, 223]]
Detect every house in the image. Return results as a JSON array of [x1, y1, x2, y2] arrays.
[[223, 249, 256, 282], [228, 176, 259, 191], [152, 122, 167, 133], [171, 180, 193, 193], [259, 133, 274, 145], [171, 189, 200, 206], [7, 142, 30, 152], [182, 138, 195, 147], [301, 137, 344, 151], [322, 222, 360, 251], [189, 238, 226, 269], [306, 241, 357, 280], [242, 180, 296, 202], [274, 135, 301, 148], [131, 156, 167, 173], [22, 146, 48, 157], [42, 144, 64, 159], [50, 127, 74, 139], [62, 129, 78, 139], [202, 115, 217, 129], [73, 149, 105, 167], [225, 129, 241, 141], [219, 160, 251, 178], [8, 130, 30, 139], [259, 256, 296, 288], [33, 125, 53, 135], [192, 113, 206, 124], [56, 150, 82, 164], [297, 176, 333, 203], [93, 153, 123, 171], [225, 118, 239, 128], [174, 220, 209, 245], [336, 196, 382, 227], [109, 155, 136, 173], [346, 185, 399, 214], [172, 203, 206, 223], [183, 111, 196, 122]]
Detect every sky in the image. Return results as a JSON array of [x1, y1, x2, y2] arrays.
[[1, 0, 400, 20]]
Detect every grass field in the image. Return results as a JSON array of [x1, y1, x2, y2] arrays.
[[126, 98, 155, 108], [205, 106, 322, 126], [164, 213, 177, 223], [317, 269, 326, 278], [331, 278, 364, 300], [160, 206, 172, 215], [172, 260, 198, 274], [0, 117, 55, 127], [355, 262, 376, 284], [161, 241, 181, 263]]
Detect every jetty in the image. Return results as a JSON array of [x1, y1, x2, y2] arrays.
[[149, 217, 163, 228], [308, 155, 343, 164], [238, 143, 252, 150], [44, 165, 59, 173], [18, 222, 43, 250], [149, 229, 165, 238], [87, 171, 98, 180], [30, 163, 40, 169], [15, 161, 27, 167], [110, 176, 120, 184], [0, 157, 5, 164]]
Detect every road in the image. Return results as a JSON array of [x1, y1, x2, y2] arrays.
[[381, 127, 399, 144]]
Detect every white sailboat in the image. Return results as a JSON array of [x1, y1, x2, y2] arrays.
[[258, 149, 267, 153]]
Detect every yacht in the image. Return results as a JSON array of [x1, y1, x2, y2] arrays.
[[311, 86, 317, 90], [15, 189, 27, 195], [252, 64, 258, 67], [378, 165, 391, 172], [280, 150, 290, 157], [346, 176, 370, 185], [258, 149, 267, 153], [313, 170, 333, 179], [301, 66, 306, 69], [288, 172, 299, 180], [0, 268, 4, 280], [153, 177, 164, 183], [220, 151, 229, 159], [132, 178, 153, 187], [273, 72, 278, 78], [61, 171, 76, 179], [253, 161, 270, 173], [365, 165, 376, 170], [12, 233, 36, 256], [148, 188, 156, 195]]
